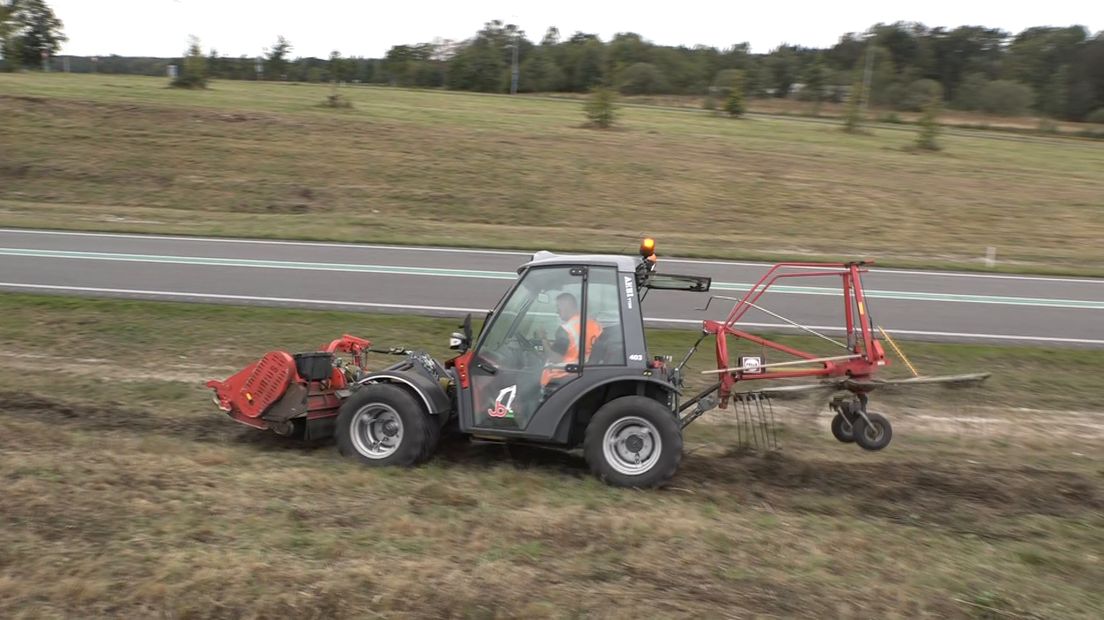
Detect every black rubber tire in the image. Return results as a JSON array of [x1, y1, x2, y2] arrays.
[[583, 396, 683, 488], [851, 412, 893, 451], [830, 413, 855, 443], [336, 383, 428, 467], [418, 412, 442, 464]]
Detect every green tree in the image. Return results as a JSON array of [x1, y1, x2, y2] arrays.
[[329, 50, 354, 83], [712, 68, 744, 95], [1040, 65, 1069, 118], [978, 80, 1035, 116], [519, 49, 564, 92], [264, 35, 292, 80], [447, 36, 506, 91], [800, 56, 828, 113], [566, 34, 606, 91], [171, 35, 207, 88], [2, 0, 66, 69], [0, 2, 14, 70], [952, 72, 988, 110], [898, 78, 943, 111], [618, 62, 667, 95], [765, 45, 800, 96], [584, 86, 617, 128], [206, 48, 224, 78]]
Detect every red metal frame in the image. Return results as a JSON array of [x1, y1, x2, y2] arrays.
[[705, 262, 888, 407], [207, 334, 374, 431]]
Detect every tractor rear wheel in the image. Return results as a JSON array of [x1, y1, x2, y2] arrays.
[[336, 384, 428, 467], [584, 396, 683, 488]]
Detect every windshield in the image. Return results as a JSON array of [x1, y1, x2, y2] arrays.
[[478, 267, 582, 354]]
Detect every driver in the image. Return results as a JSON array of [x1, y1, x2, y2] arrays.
[[539, 292, 602, 387]]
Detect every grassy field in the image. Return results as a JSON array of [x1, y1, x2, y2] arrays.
[[2, 73, 1104, 275], [0, 294, 1101, 618]]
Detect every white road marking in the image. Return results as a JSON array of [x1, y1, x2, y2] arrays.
[[2, 228, 1100, 286], [3, 281, 1102, 346], [3, 246, 1101, 308]]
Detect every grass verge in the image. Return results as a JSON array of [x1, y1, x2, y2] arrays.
[[0, 293, 1101, 618], [2, 73, 1103, 276]]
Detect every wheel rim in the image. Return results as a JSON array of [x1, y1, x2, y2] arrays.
[[862, 421, 884, 443], [350, 403, 403, 459], [603, 416, 662, 476]]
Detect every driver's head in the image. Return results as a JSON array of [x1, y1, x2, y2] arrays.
[[556, 292, 578, 321]]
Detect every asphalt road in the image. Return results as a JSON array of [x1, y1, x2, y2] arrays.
[[1, 228, 1102, 347]]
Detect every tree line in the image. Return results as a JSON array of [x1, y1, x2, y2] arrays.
[[3, 1, 1102, 121]]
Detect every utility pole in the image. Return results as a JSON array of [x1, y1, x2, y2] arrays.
[[509, 31, 520, 95], [860, 42, 874, 116]]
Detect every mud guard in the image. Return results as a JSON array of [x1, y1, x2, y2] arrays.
[[359, 370, 452, 416]]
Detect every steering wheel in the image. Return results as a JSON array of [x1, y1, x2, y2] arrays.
[[513, 331, 538, 349]]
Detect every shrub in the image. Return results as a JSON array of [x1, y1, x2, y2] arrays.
[[1085, 108, 1104, 124], [618, 63, 668, 96], [584, 87, 617, 128], [724, 81, 746, 117], [1037, 118, 1059, 134], [898, 79, 943, 112], [842, 79, 864, 134], [323, 93, 353, 108], [879, 112, 903, 124], [171, 36, 208, 89], [953, 72, 988, 110], [977, 80, 1034, 116], [915, 96, 942, 151], [712, 69, 744, 98]]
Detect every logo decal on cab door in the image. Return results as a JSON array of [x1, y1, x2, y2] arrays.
[[487, 384, 517, 418]]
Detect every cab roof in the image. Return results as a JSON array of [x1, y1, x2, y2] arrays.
[[520, 251, 641, 273]]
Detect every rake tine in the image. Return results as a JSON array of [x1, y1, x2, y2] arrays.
[[771, 398, 779, 449], [747, 395, 761, 450], [737, 396, 746, 448], [756, 394, 770, 451], [765, 395, 778, 450]]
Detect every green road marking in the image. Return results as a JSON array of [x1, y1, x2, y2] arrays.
[[0, 248, 516, 280], [2, 247, 1102, 310]]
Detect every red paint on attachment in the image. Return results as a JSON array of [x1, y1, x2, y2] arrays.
[[206, 351, 296, 419]]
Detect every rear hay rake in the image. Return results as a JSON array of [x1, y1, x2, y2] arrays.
[[674, 261, 989, 451]]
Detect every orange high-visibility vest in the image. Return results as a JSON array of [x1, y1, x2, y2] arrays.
[[542, 314, 602, 385]]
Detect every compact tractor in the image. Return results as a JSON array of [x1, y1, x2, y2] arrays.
[[208, 239, 986, 487]]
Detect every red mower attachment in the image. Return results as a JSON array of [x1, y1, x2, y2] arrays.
[[206, 334, 372, 437]]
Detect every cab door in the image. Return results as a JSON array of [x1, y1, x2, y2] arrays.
[[465, 266, 584, 432]]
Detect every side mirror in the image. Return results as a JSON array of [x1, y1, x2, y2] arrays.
[[448, 332, 467, 351], [449, 313, 474, 352]]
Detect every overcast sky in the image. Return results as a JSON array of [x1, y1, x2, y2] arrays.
[[50, 0, 1100, 58]]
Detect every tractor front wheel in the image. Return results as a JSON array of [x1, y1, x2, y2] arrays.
[[336, 384, 429, 467], [584, 396, 683, 488]]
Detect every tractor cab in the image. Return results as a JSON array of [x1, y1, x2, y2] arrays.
[[447, 240, 711, 448]]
